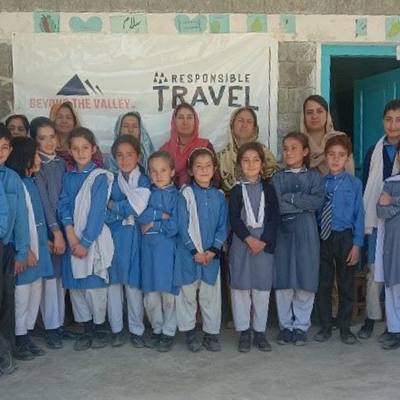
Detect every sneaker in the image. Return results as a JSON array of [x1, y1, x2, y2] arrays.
[[381, 333, 400, 350], [110, 331, 125, 348], [45, 330, 63, 350], [57, 326, 81, 340], [238, 329, 252, 353], [314, 327, 332, 342], [130, 333, 145, 348], [27, 337, 46, 356], [203, 333, 221, 352], [14, 343, 34, 361], [145, 333, 162, 349], [378, 328, 391, 344], [276, 329, 292, 345], [74, 333, 93, 351], [253, 331, 272, 352], [157, 334, 174, 353], [186, 329, 202, 352], [340, 328, 357, 345], [292, 329, 307, 346], [92, 330, 109, 349], [0, 349, 17, 375], [357, 318, 375, 340]]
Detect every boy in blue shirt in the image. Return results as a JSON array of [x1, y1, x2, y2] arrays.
[[0, 124, 30, 366], [314, 135, 365, 345]]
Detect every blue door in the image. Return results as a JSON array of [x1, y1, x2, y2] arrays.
[[354, 68, 400, 176]]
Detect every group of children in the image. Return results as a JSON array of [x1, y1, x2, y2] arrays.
[[1, 99, 400, 377]]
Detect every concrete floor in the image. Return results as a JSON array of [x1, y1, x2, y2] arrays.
[[1, 321, 398, 400]]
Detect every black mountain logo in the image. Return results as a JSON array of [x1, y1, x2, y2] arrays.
[[153, 72, 168, 84], [57, 74, 103, 96]]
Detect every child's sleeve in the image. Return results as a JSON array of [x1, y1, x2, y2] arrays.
[[261, 184, 280, 252], [0, 181, 8, 239], [208, 193, 228, 255], [271, 174, 302, 214], [13, 179, 30, 262], [58, 175, 74, 227], [177, 193, 197, 254], [290, 173, 325, 212], [352, 179, 365, 247], [80, 174, 108, 249], [137, 193, 160, 225], [377, 182, 400, 220], [157, 194, 179, 238], [229, 184, 251, 242]]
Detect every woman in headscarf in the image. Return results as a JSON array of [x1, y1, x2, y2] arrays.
[[218, 107, 277, 194], [104, 111, 155, 174], [300, 95, 354, 176], [160, 103, 215, 188], [49, 101, 103, 171]]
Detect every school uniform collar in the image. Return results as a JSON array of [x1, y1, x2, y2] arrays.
[[325, 170, 348, 180], [72, 161, 96, 174], [39, 151, 60, 163], [239, 177, 261, 185], [0, 163, 5, 171], [383, 136, 397, 146], [284, 166, 308, 173], [193, 180, 213, 191]]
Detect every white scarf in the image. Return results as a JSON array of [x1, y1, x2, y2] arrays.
[[71, 168, 114, 283], [364, 136, 399, 234], [181, 185, 203, 253], [22, 183, 39, 260], [117, 166, 151, 226], [374, 174, 400, 283], [241, 182, 265, 229]]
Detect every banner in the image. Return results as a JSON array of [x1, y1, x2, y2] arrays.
[[12, 33, 278, 154]]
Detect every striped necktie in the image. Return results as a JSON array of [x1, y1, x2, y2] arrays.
[[320, 192, 333, 241]]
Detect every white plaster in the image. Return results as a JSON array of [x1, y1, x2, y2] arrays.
[[315, 43, 322, 94]]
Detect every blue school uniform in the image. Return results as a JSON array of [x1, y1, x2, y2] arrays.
[[58, 162, 109, 290], [0, 164, 29, 262], [15, 177, 53, 285], [174, 182, 228, 287], [106, 172, 151, 288], [138, 184, 179, 295], [0, 179, 8, 239]]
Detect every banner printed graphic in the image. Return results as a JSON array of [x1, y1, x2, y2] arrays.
[[12, 33, 278, 153]]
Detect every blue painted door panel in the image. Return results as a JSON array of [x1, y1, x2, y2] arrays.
[[354, 68, 400, 176]]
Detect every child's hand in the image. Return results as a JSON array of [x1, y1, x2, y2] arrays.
[[346, 245, 359, 266], [245, 236, 266, 255], [72, 243, 89, 259], [194, 252, 206, 265], [53, 230, 66, 255], [65, 226, 79, 248], [14, 260, 28, 275], [203, 251, 216, 265], [48, 240, 54, 254], [162, 213, 170, 220], [107, 201, 113, 210], [141, 222, 154, 234], [28, 249, 38, 267], [379, 192, 392, 206]]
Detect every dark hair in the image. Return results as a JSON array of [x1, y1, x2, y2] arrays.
[[148, 150, 175, 171], [237, 142, 265, 165], [30, 117, 56, 140], [324, 135, 353, 156], [68, 127, 97, 148], [283, 131, 311, 167], [0, 123, 12, 144], [303, 95, 329, 114], [187, 147, 219, 186], [111, 134, 141, 158], [174, 102, 196, 116], [5, 114, 30, 135], [58, 102, 77, 126], [5, 137, 37, 177], [383, 99, 400, 118]]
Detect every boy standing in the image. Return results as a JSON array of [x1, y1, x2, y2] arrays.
[[314, 135, 364, 344]]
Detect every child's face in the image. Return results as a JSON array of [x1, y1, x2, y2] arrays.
[[36, 126, 57, 155], [240, 149, 263, 182], [149, 157, 175, 189], [325, 144, 349, 175], [0, 138, 12, 165], [69, 137, 96, 170], [283, 138, 308, 169], [115, 143, 140, 175], [120, 115, 140, 139], [383, 109, 400, 143], [7, 117, 27, 137], [190, 154, 215, 188], [28, 150, 41, 175]]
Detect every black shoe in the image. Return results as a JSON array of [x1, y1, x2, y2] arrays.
[[145, 333, 162, 349], [130, 333, 145, 348], [340, 328, 357, 345], [314, 327, 332, 342], [92, 330, 109, 349], [110, 331, 125, 348], [26, 336, 45, 356], [14, 337, 35, 361], [157, 334, 174, 352], [357, 318, 375, 340], [203, 333, 221, 352], [276, 329, 292, 345], [74, 333, 93, 351], [292, 329, 307, 346], [186, 329, 202, 352], [45, 330, 63, 349], [253, 331, 272, 352], [57, 326, 81, 340], [0, 349, 17, 375], [382, 333, 400, 350], [29, 327, 45, 338], [238, 329, 252, 353], [378, 328, 391, 344]]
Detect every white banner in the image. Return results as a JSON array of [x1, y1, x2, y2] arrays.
[[12, 33, 278, 154]]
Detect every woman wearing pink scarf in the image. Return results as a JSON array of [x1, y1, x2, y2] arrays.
[[160, 103, 215, 188]]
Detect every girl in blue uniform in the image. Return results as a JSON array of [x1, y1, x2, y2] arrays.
[[6, 137, 53, 360], [106, 135, 151, 348], [58, 127, 114, 351], [138, 151, 179, 352], [175, 148, 228, 352]]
